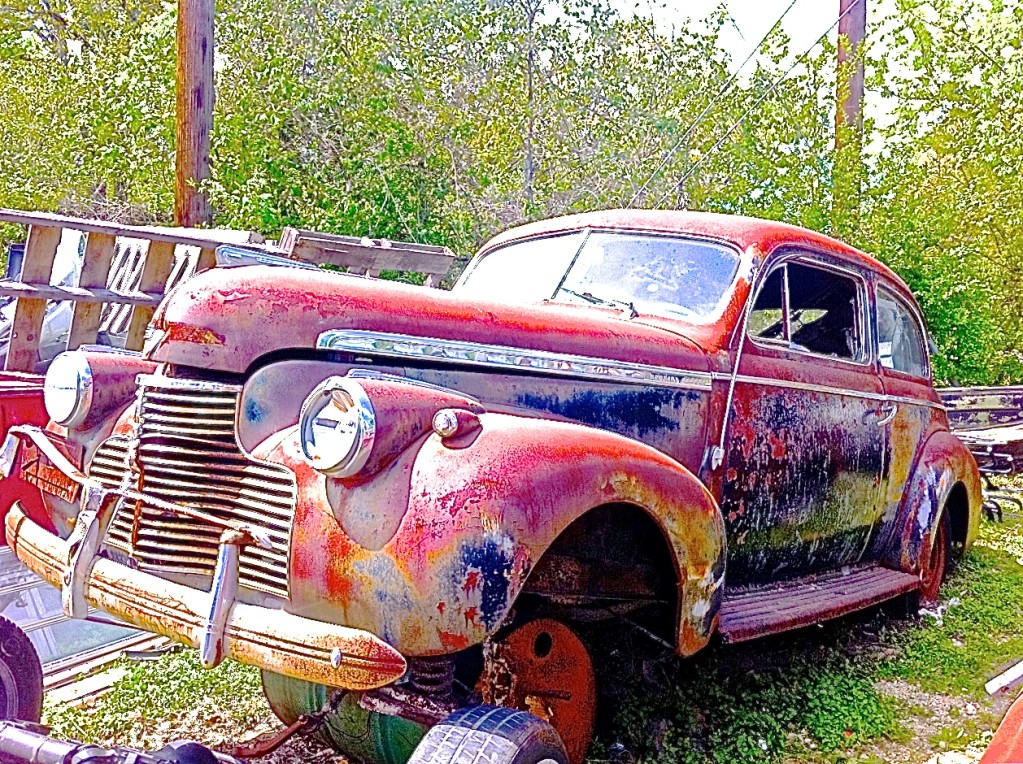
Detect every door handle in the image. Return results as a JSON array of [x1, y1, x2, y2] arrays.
[[875, 401, 897, 426]]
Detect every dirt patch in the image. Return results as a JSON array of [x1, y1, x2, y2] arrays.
[[869, 679, 1013, 764]]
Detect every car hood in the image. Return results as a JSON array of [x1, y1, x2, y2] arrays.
[[148, 265, 714, 375]]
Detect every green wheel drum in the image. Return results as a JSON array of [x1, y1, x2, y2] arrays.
[[261, 671, 428, 764]]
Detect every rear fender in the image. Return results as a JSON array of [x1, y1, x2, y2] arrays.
[[266, 412, 726, 657], [882, 430, 981, 575]]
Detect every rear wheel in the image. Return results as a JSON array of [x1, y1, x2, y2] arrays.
[[919, 512, 950, 606], [0, 616, 43, 722], [407, 705, 568, 764]]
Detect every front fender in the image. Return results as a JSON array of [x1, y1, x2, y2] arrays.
[[262, 412, 726, 657], [882, 430, 981, 574]]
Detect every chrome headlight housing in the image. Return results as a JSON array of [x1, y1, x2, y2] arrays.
[[299, 377, 376, 478], [43, 351, 94, 427]]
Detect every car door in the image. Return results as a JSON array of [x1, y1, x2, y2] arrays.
[[870, 281, 946, 556], [722, 253, 888, 585]]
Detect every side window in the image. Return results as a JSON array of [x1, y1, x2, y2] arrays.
[[747, 261, 864, 361], [748, 268, 785, 342], [877, 287, 929, 378], [787, 263, 863, 361]]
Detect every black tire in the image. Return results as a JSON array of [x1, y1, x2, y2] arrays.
[[408, 705, 568, 764], [0, 615, 43, 722]]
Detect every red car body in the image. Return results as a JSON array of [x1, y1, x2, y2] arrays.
[[0, 211, 982, 762]]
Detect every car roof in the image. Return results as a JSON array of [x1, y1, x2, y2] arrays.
[[481, 209, 913, 297]]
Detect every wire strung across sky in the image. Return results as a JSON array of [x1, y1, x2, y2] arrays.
[[617, 0, 802, 209], [626, 0, 800, 208], [634, 0, 864, 210]]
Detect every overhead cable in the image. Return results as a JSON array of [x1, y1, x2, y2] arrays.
[[653, 0, 863, 207], [627, 0, 801, 207]]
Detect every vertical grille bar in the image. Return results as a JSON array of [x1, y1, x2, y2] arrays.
[[90, 377, 296, 598]]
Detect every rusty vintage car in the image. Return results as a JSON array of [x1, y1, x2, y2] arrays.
[[0, 210, 981, 764]]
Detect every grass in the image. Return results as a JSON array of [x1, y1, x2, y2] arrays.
[[45, 649, 268, 750], [44, 514, 1023, 764], [590, 514, 1023, 763]]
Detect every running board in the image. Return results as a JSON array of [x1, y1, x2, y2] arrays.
[[718, 565, 921, 643]]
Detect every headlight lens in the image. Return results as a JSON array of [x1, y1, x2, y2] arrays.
[[43, 352, 94, 427], [299, 377, 375, 477]]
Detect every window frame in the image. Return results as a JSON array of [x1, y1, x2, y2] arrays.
[[875, 282, 932, 382], [745, 252, 872, 367]]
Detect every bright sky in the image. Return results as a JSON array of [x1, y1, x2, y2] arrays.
[[613, 0, 902, 132], [625, 0, 898, 68]]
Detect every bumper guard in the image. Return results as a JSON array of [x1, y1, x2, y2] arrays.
[[1, 425, 406, 691]]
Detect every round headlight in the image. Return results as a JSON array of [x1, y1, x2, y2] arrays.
[[299, 377, 375, 478], [43, 352, 94, 427]]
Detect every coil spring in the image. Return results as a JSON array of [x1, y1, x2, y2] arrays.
[[407, 655, 457, 701]]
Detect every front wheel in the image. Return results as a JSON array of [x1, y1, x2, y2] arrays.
[[0, 615, 43, 722], [407, 705, 568, 764]]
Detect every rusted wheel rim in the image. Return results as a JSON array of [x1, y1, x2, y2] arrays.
[[478, 618, 597, 764], [919, 519, 948, 604]]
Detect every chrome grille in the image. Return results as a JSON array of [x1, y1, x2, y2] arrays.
[[89, 378, 296, 598]]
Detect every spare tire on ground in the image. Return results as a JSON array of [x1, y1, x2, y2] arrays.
[[0, 615, 43, 722], [407, 705, 568, 764]]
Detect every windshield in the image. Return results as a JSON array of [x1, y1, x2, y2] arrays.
[[456, 230, 741, 320]]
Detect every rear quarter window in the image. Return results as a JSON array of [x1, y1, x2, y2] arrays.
[[877, 287, 929, 379]]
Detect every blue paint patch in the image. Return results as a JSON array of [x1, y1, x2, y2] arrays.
[[352, 556, 414, 646], [245, 397, 265, 423], [459, 540, 513, 629], [517, 388, 696, 437]]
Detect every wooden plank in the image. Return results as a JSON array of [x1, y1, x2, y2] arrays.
[[292, 241, 453, 275], [0, 282, 162, 306], [67, 232, 116, 349], [279, 227, 455, 276], [196, 246, 217, 273], [4, 225, 62, 371], [0, 208, 263, 250], [125, 240, 177, 351]]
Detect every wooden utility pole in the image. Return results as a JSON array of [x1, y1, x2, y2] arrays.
[[175, 0, 214, 227], [836, 0, 866, 147], [834, 0, 866, 231]]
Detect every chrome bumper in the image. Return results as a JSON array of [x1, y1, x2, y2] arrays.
[[2, 426, 406, 691]]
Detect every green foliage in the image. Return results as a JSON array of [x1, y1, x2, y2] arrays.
[[0, 0, 1021, 383], [859, 0, 1023, 384], [607, 651, 901, 763], [44, 649, 264, 748], [881, 517, 1023, 696]]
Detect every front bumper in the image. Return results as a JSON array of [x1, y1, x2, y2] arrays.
[[2, 426, 406, 691]]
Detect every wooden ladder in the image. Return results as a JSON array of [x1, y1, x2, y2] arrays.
[[0, 209, 456, 372]]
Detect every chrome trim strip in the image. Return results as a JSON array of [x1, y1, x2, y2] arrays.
[[316, 330, 943, 410], [723, 373, 945, 411], [136, 373, 241, 394], [317, 330, 714, 392]]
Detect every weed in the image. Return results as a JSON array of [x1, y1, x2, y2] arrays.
[[881, 519, 1023, 696], [44, 649, 266, 749]]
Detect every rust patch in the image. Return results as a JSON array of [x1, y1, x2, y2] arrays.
[[164, 321, 226, 346], [478, 619, 596, 764]]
